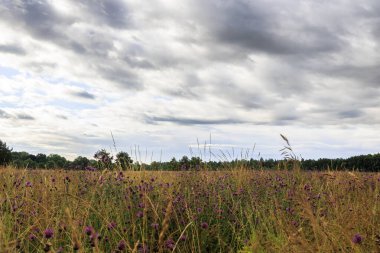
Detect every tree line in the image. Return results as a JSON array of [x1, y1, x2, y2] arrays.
[[1, 140, 380, 171]]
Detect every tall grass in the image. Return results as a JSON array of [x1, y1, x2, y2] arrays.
[[1, 164, 379, 252]]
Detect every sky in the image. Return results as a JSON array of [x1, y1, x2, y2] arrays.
[[0, 0, 380, 162]]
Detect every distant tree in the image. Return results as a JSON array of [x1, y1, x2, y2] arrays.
[[35, 153, 47, 168], [12, 151, 30, 161], [94, 149, 113, 169], [36, 153, 47, 163], [190, 157, 202, 169], [46, 161, 55, 169], [72, 156, 90, 170], [47, 154, 67, 169], [179, 156, 190, 170], [116, 151, 133, 170], [169, 157, 178, 170], [0, 140, 12, 166], [89, 159, 98, 168], [24, 158, 37, 169]]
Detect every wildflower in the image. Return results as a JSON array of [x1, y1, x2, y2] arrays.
[[136, 211, 143, 218], [352, 233, 363, 244], [138, 243, 149, 253], [84, 226, 93, 235], [90, 232, 100, 241], [180, 234, 187, 241], [304, 184, 312, 191], [86, 166, 96, 171], [201, 222, 209, 229], [118, 240, 126, 251], [44, 228, 54, 239], [26, 181, 32, 187], [107, 222, 117, 230], [29, 233, 37, 241], [166, 238, 175, 250], [151, 223, 159, 230]]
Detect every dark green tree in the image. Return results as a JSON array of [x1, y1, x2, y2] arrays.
[[72, 156, 90, 170], [47, 154, 67, 169], [24, 158, 37, 169], [179, 156, 190, 170], [94, 149, 113, 169], [0, 140, 12, 166], [190, 157, 202, 170], [116, 151, 133, 170]]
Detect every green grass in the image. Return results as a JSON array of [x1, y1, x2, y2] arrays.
[[0, 167, 379, 252]]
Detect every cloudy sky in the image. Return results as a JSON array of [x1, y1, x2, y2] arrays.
[[1, 0, 380, 162]]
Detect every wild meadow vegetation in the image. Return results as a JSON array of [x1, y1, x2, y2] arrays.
[[1, 138, 380, 252], [1, 165, 380, 252]]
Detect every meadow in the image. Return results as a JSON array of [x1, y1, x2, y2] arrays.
[[0, 166, 379, 252]]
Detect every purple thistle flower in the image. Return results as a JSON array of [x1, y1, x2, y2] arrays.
[[165, 238, 175, 250], [136, 211, 144, 218], [180, 234, 187, 241], [201, 222, 209, 229], [118, 240, 126, 251], [44, 228, 54, 239], [138, 243, 149, 253], [352, 233, 363, 244], [29, 233, 37, 241], [25, 181, 32, 187], [84, 226, 93, 235], [304, 184, 312, 191], [107, 222, 117, 230], [151, 223, 159, 230], [90, 232, 100, 241], [86, 166, 97, 171]]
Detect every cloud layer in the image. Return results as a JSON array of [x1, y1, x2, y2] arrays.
[[1, 0, 380, 160]]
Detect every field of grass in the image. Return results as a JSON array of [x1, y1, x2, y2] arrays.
[[1, 167, 379, 252]]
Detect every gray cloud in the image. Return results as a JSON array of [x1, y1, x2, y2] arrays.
[[80, 0, 131, 29], [97, 66, 142, 90], [325, 64, 380, 87], [17, 114, 35, 120], [145, 115, 246, 126], [71, 90, 96, 100], [2, 1, 72, 41], [165, 74, 202, 99], [57, 115, 68, 120], [0, 109, 11, 119], [194, 0, 344, 56], [122, 55, 155, 69], [0, 44, 26, 55], [338, 110, 364, 119]]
